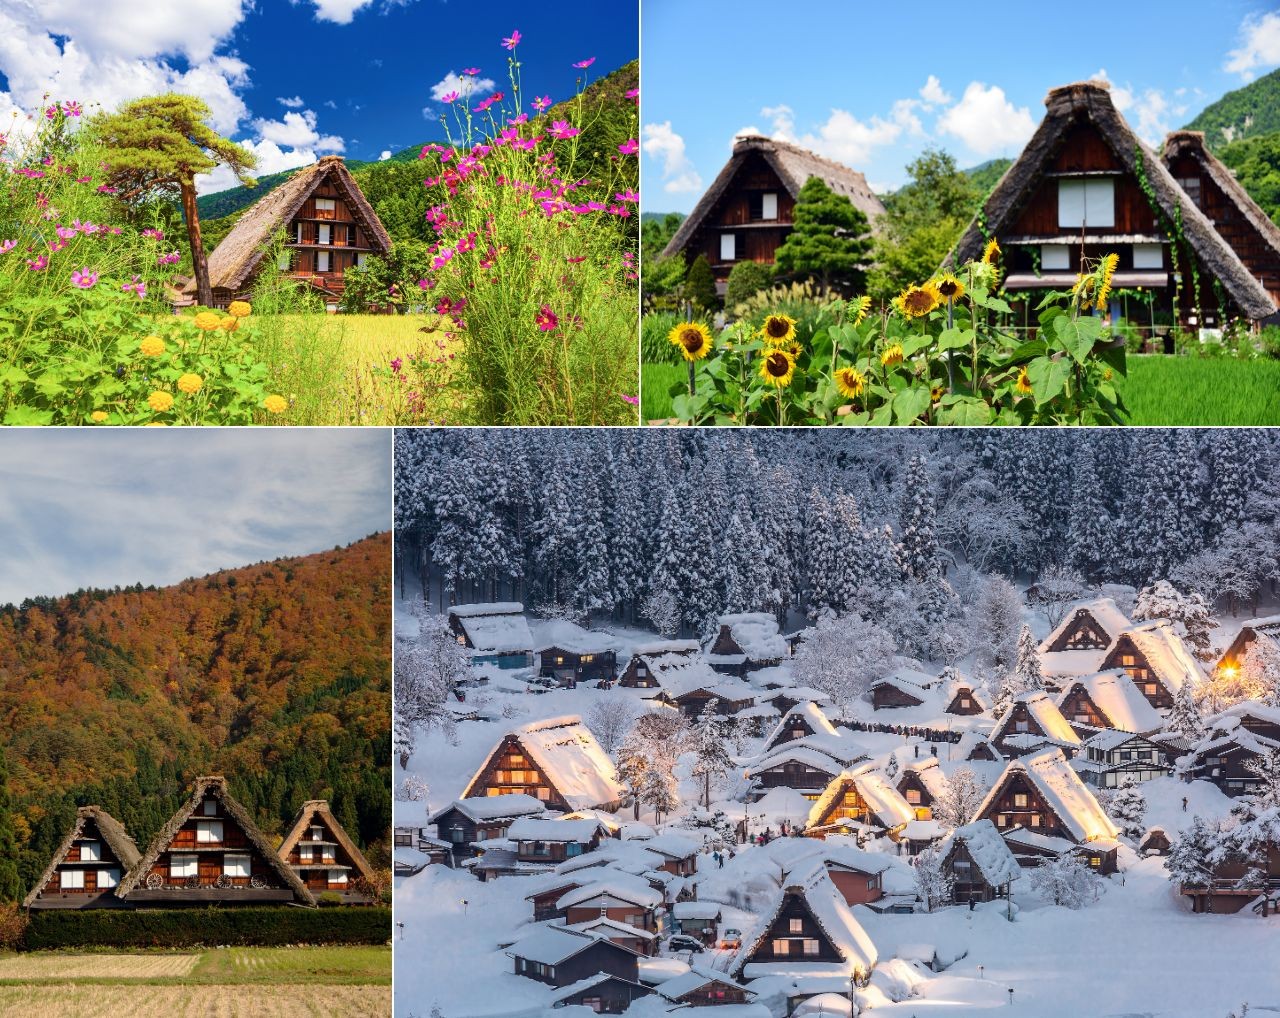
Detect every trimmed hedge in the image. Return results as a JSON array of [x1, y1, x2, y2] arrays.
[[24, 906, 391, 950]]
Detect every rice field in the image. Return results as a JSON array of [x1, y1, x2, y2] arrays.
[[640, 358, 1280, 426], [0, 945, 390, 1017]]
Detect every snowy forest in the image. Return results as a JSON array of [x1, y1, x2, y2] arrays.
[[393, 428, 1280, 637]]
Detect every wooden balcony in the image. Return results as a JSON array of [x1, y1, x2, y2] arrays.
[[127, 887, 295, 904]]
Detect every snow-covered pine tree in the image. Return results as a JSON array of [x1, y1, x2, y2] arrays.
[[529, 448, 576, 609], [639, 763, 679, 824], [615, 727, 651, 821], [803, 487, 842, 619], [394, 715, 415, 770], [721, 510, 773, 617], [885, 753, 900, 780], [972, 574, 1022, 671], [913, 844, 953, 912], [396, 775, 429, 802], [792, 613, 896, 717], [898, 452, 940, 583], [1067, 440, 1112, 583], [395, 615, 470, 743], [933, 766, 984, 829], [1133, 580, 1218, 663], [1108, 780, 1147, 841], [1165, 815, 1218, 894], [1242, 638, 1280, 708], [1030, 851, 1100, 908], [1166, 680, 1205, 743], [691, 700, 735, 808], [572, 455, 614, 621], [1013, 624, 1045, 693]]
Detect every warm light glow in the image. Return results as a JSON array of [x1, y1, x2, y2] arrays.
[[1221, 665, 1238, 680]]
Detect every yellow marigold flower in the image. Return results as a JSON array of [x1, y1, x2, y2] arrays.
[[1015, 366, 1033, 395], [263, 394, 288, 414], [667, 322, 713, 362], [177, 373, 203, 394], [760, 314, 797, 347], [139, 335, 165, 357], [881, 343, 905, 368], [849, 296, 872, 326], [934, 274, 965, 301], [759, 348, 796, 388], [227, 301, 252, 318], [194, 311, 221, 331], [834, 366, 865, 399], [90, 410, 108, 423], [1095, 252, 1119, 310], [222, 316, 240, 333], [148, 391, 174, 412], [897, 281, 941, 319], [982, 238, 1001, 264]]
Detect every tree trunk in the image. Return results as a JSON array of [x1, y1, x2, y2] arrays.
[[181, 178, 213, 308]]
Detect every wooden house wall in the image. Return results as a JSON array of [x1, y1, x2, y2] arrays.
[[285, 814, 360, 891], [619, 657, 661, 687], [281, 186, 379, 296], [560, 978, 651, 1014], [993, 702, 1052, 751], [468, 735, 568, 810], [674, 982, 750, 1005], [539, 647, 617, 683], [827, 867, 883, 906], [945, 840, 1001, 903], [767, 716, 818, 749], [979, 772, 1075, 840], [515, 834, 598, 863], [1047, 610, 1113, 652], [683, 154, 798, 283], [872, 684, 925, 709], [564, 902, 656, 931], [810, 781, 874, 827], [1059, 685, 1109, 729], [945, 688, 984, 715], [897, 772, 936, 816], [43, 819, 128, 896], [709, 626, 746, 658], [756, 760, 834, 793], [674, 690, 750, 717], [744, 894, 842, 964], [1189, 744, 1267, 796], [1100, 636, 1174, 709], [147, 799, 281, 890], [514, 941, 639, 987]]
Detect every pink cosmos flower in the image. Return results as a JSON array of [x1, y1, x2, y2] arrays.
[[416, 277, 436, 290], [431, 247, 455, 269], [607, 204, 632, 217], [439, 90, 460, 104], [567, 256, 587, 264], [44, 105, 58, 120], [96, 185, 118, 194], [157, 251, 181, 266], [618, 138, 638, 155], [548, 121, 580, 140], [502, 30, 521, 50], [532, 95, 551, 112], [48, 240, 66, 253], [621, 394, 639, 406], [26, 255, 48, 271], [122, 275, 147, 298], [71, 267, 97, 289], [141, 228, 164, 240], [75, 175, 91, 183], [462, 67, 481, 75], [62, 100, 82, 117], [56, 225, 77, 240], [625, 89, 639, 101], [474, 97, 496, 113], [614, 189, 639, 203], [390, 357, 403, 372], [535, 304, 558, 332], [457, 232, 477, 253], [0, 240, 14, 254], [572, 57, 596, 69]]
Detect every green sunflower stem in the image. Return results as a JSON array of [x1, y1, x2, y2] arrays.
[[687, 359, 695, 398]]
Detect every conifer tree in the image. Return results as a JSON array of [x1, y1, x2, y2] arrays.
[[691, 701, 734, 809], [773, 176, 872, 293], [1013, 624, 1045, 693], [898, 453, 940, 582], [0, 747, 22, 901], [1166, 680, 1205, 743], [685, 254, 718, 313]]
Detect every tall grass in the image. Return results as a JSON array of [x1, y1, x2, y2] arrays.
[[1122, 356, 1280, 425]]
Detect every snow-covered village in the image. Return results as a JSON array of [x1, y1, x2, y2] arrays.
[[391, 428, 1280, 1018]]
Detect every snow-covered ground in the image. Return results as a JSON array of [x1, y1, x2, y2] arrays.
[[394, 585, 1280, 1018]]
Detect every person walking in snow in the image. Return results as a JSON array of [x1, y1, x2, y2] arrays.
[[1182, 796, 1188, 812]]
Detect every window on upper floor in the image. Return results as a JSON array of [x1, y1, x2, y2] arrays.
[[1058, 178, 1115, 228]]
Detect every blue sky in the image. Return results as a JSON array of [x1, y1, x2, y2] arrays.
[[0, 0, 636, 194], [643, 0, 1280, 212], [0, 429, 390, 605]]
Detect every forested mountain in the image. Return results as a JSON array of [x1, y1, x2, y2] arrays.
[[1185, 68, 1280, 148], [395, 430, 1280, 637], [2, 533, 391, 897]]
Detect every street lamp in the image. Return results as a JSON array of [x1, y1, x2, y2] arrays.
[[461, 898, 469, 916], [396, 921, 405, 941]]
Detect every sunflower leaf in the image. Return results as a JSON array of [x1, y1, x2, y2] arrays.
[[1053, 314, 1104, 364], [937, 398, 995, 426], [937, 327, 974, 351], [1026, 355, 1071, 405], [892, 384, 932, 424]]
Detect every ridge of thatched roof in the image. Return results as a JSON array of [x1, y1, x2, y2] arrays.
[[1162, 130, 1280, 265], [278, 799, 376, 884], [947, 80, 1275, 320], [193, 155, 392, 294], [22, 806, 141, 908], [115, 775, 315, 904], [662, 134, 885, 259]]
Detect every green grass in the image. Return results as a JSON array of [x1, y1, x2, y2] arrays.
[[1122, 355, 1280, 425], [642, 357, 1280, 425]]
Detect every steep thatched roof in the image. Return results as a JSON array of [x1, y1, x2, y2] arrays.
[[115, 776, 315, 905], [22, 806, 141, 908], [1162, 130, 1280, 265], [278, 800, 375, 883], [662, 135, 885, 259], [192, 155, 392, 294], [947, 81, 1275, 320]]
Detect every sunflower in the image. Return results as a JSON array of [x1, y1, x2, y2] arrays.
[[177, 373, 203, 394], [880, 343, 905, 368], [934, 274, 965, 302], [668, 321, 713, 361], [759, 348, 796, 387], [1094, 252, 1119, 309], [982, 238, 1001, 264], [931, 384, 946, 402], [896, 281, 941, 319], [760, 313, 797, 347], [834, 366, 865, 399], [849, 295, 872, 326], [1015, 366, 1033, 395], [1073, 273, 1096, 309]]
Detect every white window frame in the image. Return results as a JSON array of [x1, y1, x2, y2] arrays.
[[170, 854, 198, 879], [720, 233, 736, 261], [1058, 178, 1115, 229], [318, 224, 331, 246], [761, 192, 778, 220], [315, 197, 336, 213], [196, 820, 223, 844], [60, 869, 85, 889], [331, 870, 348, 885], [1041, 244, 1070, 271], [223, 854, 251, 878], [1133, 243, 1163, 269], [317, 251, 331, 273], [98, 868, 120, 889], [203, 799, 218, 817], [80, 841, 101, 862]]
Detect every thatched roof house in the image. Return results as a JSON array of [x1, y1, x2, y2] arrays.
[[279, 800, 376, 900], [947, 80, 1276, 326], [115, 775, 314, 906], [662, 135, 884, 292], [23, 806, 141, 909], [189, 155, 391, 311]]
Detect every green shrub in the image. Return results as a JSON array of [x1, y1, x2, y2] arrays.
[[641, 311, 682, 365], [1260, 325, 1280, 360], [724, 261, 774, 308], [685, 255, 718, 314], [317, 891, 343, 907], [23, 906, 391, 950]]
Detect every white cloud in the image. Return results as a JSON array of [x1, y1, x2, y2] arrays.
[[301, 0, 376, 24], [1225, 10, 1280, 79], [642, 121, 703, 193], [1092, 68, 1176, 144], [324, 99, 338, 109], [252, 108, 344, 153], [379, 149, 391, 160], [740, 102, 905, 168], [427, 70, 496, 106], [278, 95, 305, 108], [920, 75, 952, 106], [195, 138, 319, 195], [938, 82, 1036, 156]]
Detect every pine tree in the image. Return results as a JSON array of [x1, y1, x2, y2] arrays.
[[898, 452, 940, 582], [1013, 625, 1045, 693], [1166, 680, 1205, 743], [885, 753, 900, 780], [1165, 815, 1218, 895], [1108, 781, 1147, 841], [1029, 852, 1100, 908], [639, 765, 679, 824], [773, 176, 872, 293], [803, 487, 842, 618], [685, 254, 718, 313], [0, 747, 22, 901], [691, 701, 734, 809], [1067, 441, 1113, 582], [933, 766, 984, 829]]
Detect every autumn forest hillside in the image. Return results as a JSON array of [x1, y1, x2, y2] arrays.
[[0, 533, 391, 898]]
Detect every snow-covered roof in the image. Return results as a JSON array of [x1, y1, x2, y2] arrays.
[[555, 840, 666, 876], [507, 925, 636, 965], [632, 638, 701, 657], [745, 745, 850, 780], [793, 993, 854, 1017], [450, 602, 533, 653], [548, 972, 647, 1005], [569, 915, 659, 940], [1001, 826, 1076, 855], [870, 673, 929, 699], [563, 808, 624, 834], [764, 702, 840, 746], [658, 967, 753, 1001], [716, 612, 787, 661], [956, 730, 999, 759], [507, 817, 606, 843], [533, 619, 619, 655], [1120, 620, 1205, 695], [464, 715, 624, 810], [992, 691, 1081, 746], [902, 819, 943, 841], [941, 819, 1020, 887], [1039, 597, 1133, 654], [751, 732, 867, 771], [733, 869, 877, 980], [1204, 701, 1280, 734], [1082, 728, 1161, 753], [558, 877, 664, 910], [753, 786, 816, 824], [642, 832, 700, 860], [807, 767, 914, 830], [429, 794, 546, 825], [1057, 670, 1164, 734], [977, 748, 1119, 843], [945, 675, 990, 710], [903, 757, 949, 800], [672, 901, 722, 920]]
